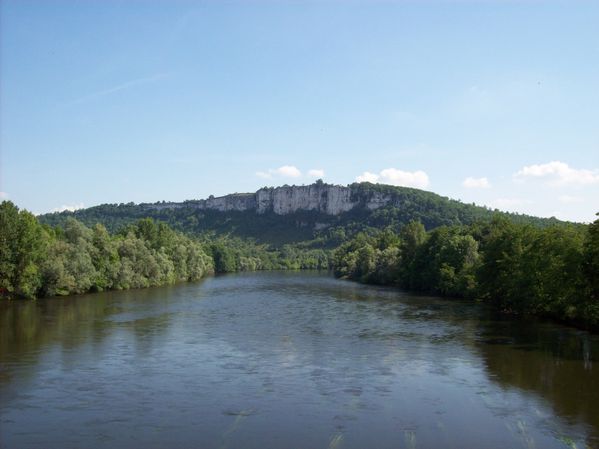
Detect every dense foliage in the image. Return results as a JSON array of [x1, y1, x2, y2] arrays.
[[4, 195, 598, 331], [332, 215, 599, 329], [38, 182, 571, 246], [0, 201, 330, 300], [0, 202, 215, 298], [204, 236, 329, 272]]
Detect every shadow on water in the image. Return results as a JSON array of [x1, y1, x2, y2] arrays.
[[0, 280, 208, 385], [475, 315, 599, 443]]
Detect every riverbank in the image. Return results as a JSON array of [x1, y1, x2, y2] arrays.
[[332, 218, 599, 332]]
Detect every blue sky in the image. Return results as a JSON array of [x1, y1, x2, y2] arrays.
[[1, 1, 598, 222]]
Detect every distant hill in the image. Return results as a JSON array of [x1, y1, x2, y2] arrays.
[[38, 181, 570, 246]]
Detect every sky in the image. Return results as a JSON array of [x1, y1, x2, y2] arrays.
[[1, 1, 598, 222]]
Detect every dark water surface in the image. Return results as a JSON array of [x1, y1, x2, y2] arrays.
[[1, 271, 598, 449]]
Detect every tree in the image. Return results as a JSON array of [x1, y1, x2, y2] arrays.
[[372, 246, 400, 285], [90, 224, 120, 291], [584, 214, 599, 297], [211, 243, 237, 273], [0, 202, 46, 298], [398, 221, 426, 288], [582, 214, 599, 322], [477, 218, 529, 311], [355, 244, 376, 281], [0, 201, 20, 296]]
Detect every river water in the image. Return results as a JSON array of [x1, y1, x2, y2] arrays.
[[1, 271, 598, 449]]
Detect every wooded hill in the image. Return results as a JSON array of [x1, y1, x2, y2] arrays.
[[39, 182, 570, 247], [4, 182, 597, 330]]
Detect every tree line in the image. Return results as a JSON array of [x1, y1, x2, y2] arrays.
[[332, 215, 599, 329], [0, 202, 216, 298], [3, 199, 598, 330], [0, 201, 330, 300]]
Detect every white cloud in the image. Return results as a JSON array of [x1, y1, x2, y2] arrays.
[[558, 195, 584, 204], [275, 165, 301, 178], [356, 168, 429, 189], [255, 165, 302, 180], [514, 161, 599, 185], [51, 202, 85, 213], [0, 191, 8, 199], [462, 177, 490, 189], [356, 171, 380, 183], [380, 168, 429, 188], [308, 169, 325, 178]]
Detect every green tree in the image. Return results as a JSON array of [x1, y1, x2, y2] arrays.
[[584, 214, 599, 297], [582, 213, 599, 322], [355, 244, 376, 281], [398, 221, 426, 288], [0, 202, 46, 298], [90, 223, 120, 291], [212, 243, 237, 273]]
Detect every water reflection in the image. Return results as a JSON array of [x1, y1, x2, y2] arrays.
[[1, 272, 598, 449], [477, 319, 599, 443]]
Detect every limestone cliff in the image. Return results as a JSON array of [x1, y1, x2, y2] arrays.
[[144, 183, 396, 216]]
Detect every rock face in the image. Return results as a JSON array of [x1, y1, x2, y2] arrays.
[[256, 184, 356, 215], [144, 183, 396, 216], [202, 193, 256, 212]]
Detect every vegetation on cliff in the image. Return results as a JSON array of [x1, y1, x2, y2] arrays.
[[38, 182, 570, 245]]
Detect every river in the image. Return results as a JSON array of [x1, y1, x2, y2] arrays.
[[1, 271, 598, 449]]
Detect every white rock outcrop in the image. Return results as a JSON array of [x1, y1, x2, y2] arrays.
[[144, 184, 396, 216]]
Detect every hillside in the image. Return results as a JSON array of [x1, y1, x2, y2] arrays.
[[39, 181, 568, 246]]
